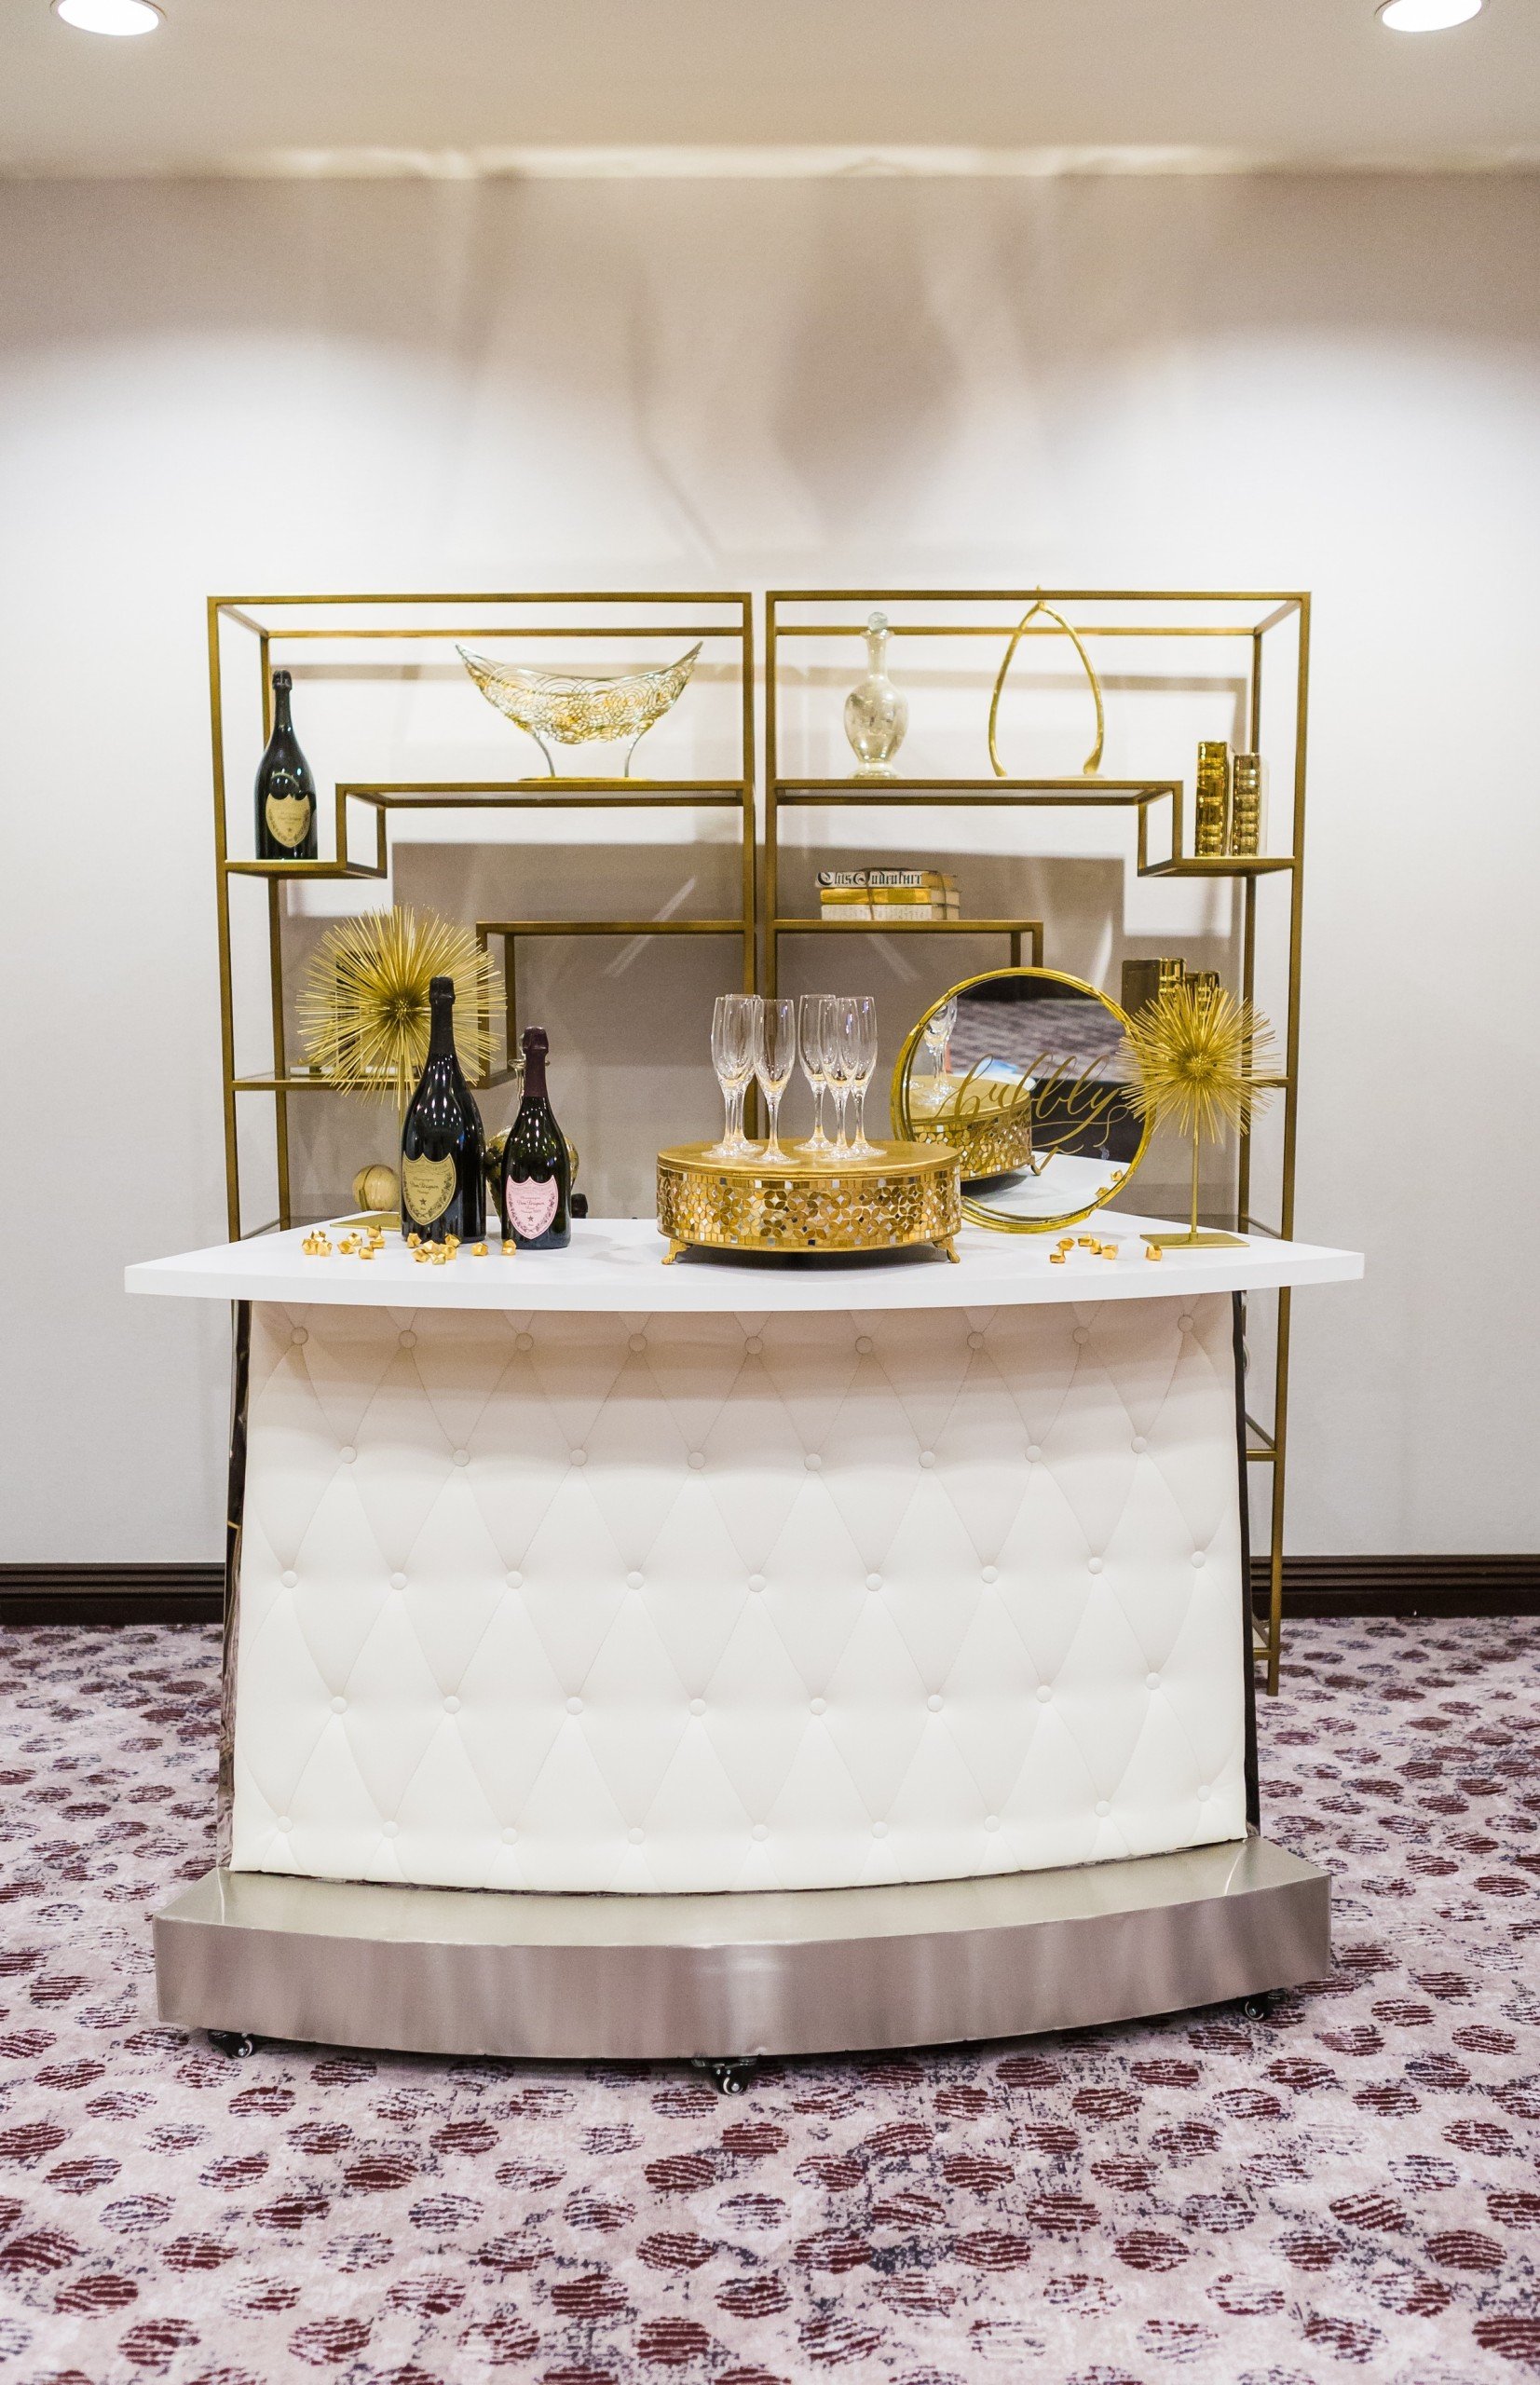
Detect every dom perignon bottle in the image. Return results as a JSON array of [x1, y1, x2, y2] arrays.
[[499, 1026, 571, 1250], [254, 669, 318, 861], [400, 977, 486, 1244]]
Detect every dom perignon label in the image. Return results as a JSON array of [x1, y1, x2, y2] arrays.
[[401, 1152, 457, 1227], [265, 791, 313, 850]]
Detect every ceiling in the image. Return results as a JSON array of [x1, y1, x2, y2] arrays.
[[3, 0, 1537, 179]]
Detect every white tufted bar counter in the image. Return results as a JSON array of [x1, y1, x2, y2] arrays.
[[129, 1211, 1360, 2062]]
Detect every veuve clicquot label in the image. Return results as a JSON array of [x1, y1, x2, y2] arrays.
[[401, 1152, 457, 1226], [265, 791, 312, 850]]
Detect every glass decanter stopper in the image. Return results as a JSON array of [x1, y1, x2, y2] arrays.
[[843, 610, 908, 780]]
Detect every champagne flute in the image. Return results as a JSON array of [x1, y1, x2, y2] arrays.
[[754, 996, 797, 1164], [797, 992, 834, 1157], [844, 996, 880, 1157], [826, 994, 858, 1155], [706, 993, 756, 1158]]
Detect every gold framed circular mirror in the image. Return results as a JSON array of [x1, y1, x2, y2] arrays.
[[890, 966, 1150, 1233]]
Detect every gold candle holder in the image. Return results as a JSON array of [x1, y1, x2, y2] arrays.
[[1230, 753, 1264, 857], [1194, 740, 1231, 858]]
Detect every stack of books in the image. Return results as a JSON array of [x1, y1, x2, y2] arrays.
[[818, 869, 961, 922]]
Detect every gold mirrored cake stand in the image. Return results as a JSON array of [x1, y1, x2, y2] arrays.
[[656, 1140, 962, 1263]]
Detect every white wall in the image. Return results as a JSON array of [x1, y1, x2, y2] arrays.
[[1, 171, 1536, 1563]]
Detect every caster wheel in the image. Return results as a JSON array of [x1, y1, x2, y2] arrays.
[[1240, 1995, 1272, 2024], [693, 2057, 758, 2097], [209, 2030, 257, 2059]]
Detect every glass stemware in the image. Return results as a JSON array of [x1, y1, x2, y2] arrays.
[[826, 994, 858, 1156], [797, 993, 834, 1156], [705, 992, 756, 1158], [754, 996, 797, 1164], [843, 995, 880, 1157]]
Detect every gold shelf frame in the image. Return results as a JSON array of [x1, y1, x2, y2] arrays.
[[764, 588, 1310, 1694], [208, 592, 756, 1250]]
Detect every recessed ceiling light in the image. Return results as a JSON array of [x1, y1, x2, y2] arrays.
[[52, 0, 163, 34], [1377, 0, 1481, 29]]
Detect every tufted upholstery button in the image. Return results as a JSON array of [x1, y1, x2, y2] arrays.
[[628, 1826, 645, 1844], [628, 1334, 647, 1354], [688, 1451, 705, 1470], [626, 1571, 644, 1590], [399, 1329, 416, 1349], [452, 1450, 469, 1468], [501, 1825, 518, 1844], [340, 1446, 357, 1465], [927, 1694, 943, 1713], [865, 1573, 882, 1592], [966, 1331, 985, 1350], [1036, 1683, 1053, 1703], [688, 1697, 705, 1717], [855, 1335, 874, 1356], [919, 1450, 935, 1468], [984, 1815, 1001, 1832], [506, 1569, 523, 1590], [566, 1697, 583, 1716], [389, 1572, 406, 1592], [747, 1573, 766, 1593], [872, 1820, 888, 1838], [1072, 1328, 1090, 1346], [514, 1331, 534, 1353], [330, 1697, 347, 1715], [1192, 1550, 1206, 1569], [1197, 1784, 1210, 1800], [1146, 1672, 1161, 1690], [1026, 1444, 1042, 1463], [1095, 1799, 1111, 1818], [277, 1816, 292, 1832], [281, 1570, 298, 1589], [981, 1565, 999, 1585], [291, 1328, 307, 1348], [1087, 1555, 1104, 1574], [804, 1452, 823, 1473], [569, 1449, 587, 1467], [744, 1336, 764, 1356], [751, 1822, 769, 1842], [443, 1696, 460, 1714], [810, 1697, 826, 1717], [1131, 1435, 1147, 1453], [382, 1820, 398, 1838], [1178, 1313, 1193, 1330]]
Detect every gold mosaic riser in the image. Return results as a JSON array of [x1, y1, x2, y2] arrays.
[[911, 1111, 1035, 1181], [657, 1164, 961, 1255]]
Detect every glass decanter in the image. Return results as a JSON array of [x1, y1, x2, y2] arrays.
[[843, 610, 908, 780]]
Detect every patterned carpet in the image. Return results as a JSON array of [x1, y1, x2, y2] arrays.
[[0, 1616, 1536, 2385]]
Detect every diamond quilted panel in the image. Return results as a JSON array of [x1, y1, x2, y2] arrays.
[[230, 1293, 1248, 1893]]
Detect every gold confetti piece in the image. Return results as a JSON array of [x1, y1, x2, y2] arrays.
[[502, 1239, 517, 1258], [471, 1243, 488, 1258], [1049, 1250, 1067, 1265], [406, 1233, 421, 1248], [359, 1248, 376, 1262], [1145, 1244, 1165, 1262]]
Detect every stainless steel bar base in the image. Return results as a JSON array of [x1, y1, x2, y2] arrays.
[[155, 1836, 1328, 2061]]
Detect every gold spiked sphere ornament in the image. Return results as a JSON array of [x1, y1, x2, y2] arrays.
[[457, 643, 702, 777], [298, 906, 501, 1195], [1123, 979, 1278, 1250]]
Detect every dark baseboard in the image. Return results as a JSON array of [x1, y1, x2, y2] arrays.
[[3, 1556, 1537, 1629], [0, 1564, 224, 1627], [1250, 1553, 1540, 1619]]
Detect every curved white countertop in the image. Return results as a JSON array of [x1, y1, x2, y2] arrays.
[[126, 1211, 1362, 1313]]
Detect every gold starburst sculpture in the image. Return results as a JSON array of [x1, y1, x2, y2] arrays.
[[299, 906, 500, 1128], [1123, 979, 1277, 1248]]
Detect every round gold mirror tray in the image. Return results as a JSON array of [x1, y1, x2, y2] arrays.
[[657, 1141, 962, 1263]]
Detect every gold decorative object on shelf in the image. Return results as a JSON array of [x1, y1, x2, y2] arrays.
[[1124, 978, 1277, 1250], [298, 906, 499, 1134], [1230, 752, 1265, 856], [656, 1142, 961, 1263], [1194, 740, 1231, 857], [988, 598, 1106, 779], [351, 1163, 399, 1215], [457, 642, 702, 777], [1121, 957, 1187, 1017], [892, 967, 1148, 1233]]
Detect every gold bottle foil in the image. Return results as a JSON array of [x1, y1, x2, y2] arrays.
[[1195, 740, 1231, 858], [1230, 752, 1264, 857]]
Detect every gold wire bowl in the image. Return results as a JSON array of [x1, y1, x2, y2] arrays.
[[657, 1142, 961, 1262]]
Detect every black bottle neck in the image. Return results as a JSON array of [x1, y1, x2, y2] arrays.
[[271, 681, 293, 737], [522, 1043, 548, 1100], [428, 990, 457, 1059]]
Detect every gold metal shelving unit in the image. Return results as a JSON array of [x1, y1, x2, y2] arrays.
[[208, 592, 756, 1245], [764, 589, 1309, 1693]]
